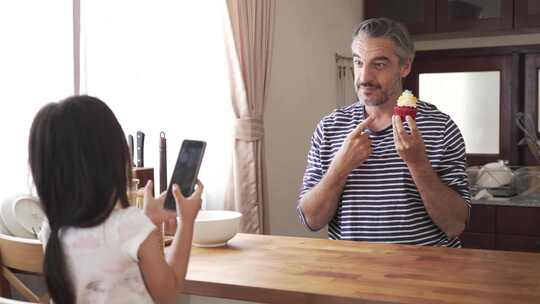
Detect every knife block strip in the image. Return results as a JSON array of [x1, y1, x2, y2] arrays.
[[133, 167, 155, 196]]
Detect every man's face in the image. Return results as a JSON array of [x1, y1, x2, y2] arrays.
[[352, 35, 411, 107]]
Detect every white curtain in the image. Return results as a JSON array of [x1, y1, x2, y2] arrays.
[[0, 1, 74, 199], [80, 0, 233, 209]]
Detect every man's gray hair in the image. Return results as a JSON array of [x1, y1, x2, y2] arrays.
[[353, 18, 415, 64]]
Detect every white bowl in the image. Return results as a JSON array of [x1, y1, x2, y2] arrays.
[[191, 210, 242, 247], [1, 195, 44, 239]]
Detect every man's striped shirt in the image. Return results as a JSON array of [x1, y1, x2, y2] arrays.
[[298, 100, 471, 247]]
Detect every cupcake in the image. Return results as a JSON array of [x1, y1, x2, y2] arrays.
[[394, 90, 417, 120]]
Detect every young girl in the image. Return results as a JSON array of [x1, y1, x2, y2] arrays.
[[29, 95, 202, 303]]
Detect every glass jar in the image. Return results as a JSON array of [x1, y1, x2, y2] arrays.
[[128, 178, 140, 206]]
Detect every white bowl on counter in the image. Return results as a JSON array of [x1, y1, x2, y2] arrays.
[[191, 210, 242, 247]]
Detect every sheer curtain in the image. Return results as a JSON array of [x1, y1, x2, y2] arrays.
[[0, 1, 74, 199], [80, 0, 233, 209], [225, 0, 275, 234]]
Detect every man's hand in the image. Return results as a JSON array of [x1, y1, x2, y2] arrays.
[[332, 116, 375, 174], [392, 115, 429, 167], [392, 115, 468, 238]]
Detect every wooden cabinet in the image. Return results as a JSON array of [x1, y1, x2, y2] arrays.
[[523, 54, 540, 164], [515, 0, 540, 30], [496, 234, 540, 252], [461, 204, 496, 249], [436, 0, 513, 33], [496, 206, 540, 236], [461, 232, 496, 249], [364, 0, 436, 35], [404, 49, 519, 166], [461, 204, 540, 252], [465, 204, 495, 233], [405, 45, 540, 167], [364, 0, 540, 37]]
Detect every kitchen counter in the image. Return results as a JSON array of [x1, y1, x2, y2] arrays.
[[184, 233, 540, 304]]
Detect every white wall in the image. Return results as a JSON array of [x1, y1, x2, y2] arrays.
[[264, 0, 364, 238]]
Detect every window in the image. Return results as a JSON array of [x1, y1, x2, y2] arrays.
[[0, 1, 74, 197], [0, 0, 233, 210], [80, 0, 233, 209], [419, 71, 500, 154]]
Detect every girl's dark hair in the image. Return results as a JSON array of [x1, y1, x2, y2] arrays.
[[28, 95, 132, 303]]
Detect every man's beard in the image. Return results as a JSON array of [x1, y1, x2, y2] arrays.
[[356, 76, 402, 107], [360, 89, 391, 106]]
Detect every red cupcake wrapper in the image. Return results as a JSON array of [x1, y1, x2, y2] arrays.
[[393, 106, 417, 120]]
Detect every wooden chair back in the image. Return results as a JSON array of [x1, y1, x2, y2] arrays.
[[0, 234, 46, 303]]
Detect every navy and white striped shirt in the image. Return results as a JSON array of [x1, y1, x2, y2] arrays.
[[298, 100, 471, 247]]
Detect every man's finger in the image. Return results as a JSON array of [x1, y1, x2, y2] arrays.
[[405, 115, 420, 137], [392, 115, 408, 147], [351, 115, 375, 136], [392, 116, 402, 148], [394, 115, 409, 139]]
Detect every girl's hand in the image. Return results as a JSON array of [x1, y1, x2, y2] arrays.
[[172, 180, 204, 225], [143, 180, 176, 227]]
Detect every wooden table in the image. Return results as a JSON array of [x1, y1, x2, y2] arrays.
[[183, 233, 540, 304]]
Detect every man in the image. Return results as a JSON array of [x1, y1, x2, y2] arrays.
[[297, 18, 470, 247]]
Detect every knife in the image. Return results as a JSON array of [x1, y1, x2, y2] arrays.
[[136, 131, 145, 167], [159, 131, 167, 193], [128, 134, 134, 166]]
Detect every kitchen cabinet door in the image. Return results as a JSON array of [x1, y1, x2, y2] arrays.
[[466, 205, 496, 233], [364, 0, 436, 35], [461, 232, 496, 249], [436, 0, 513, 33], [496, 206, 540, 236], [515, 0, 540, 30], [461, 204, 496, 250], [496, 234, 540, 252], [522, 53, 540, 165], [405, 52, 518, 166]]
